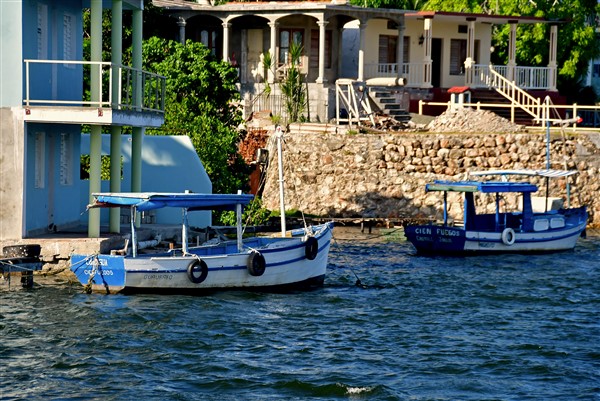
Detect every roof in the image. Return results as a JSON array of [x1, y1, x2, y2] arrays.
[[404, 10, 556, 25], [89, 192, 254, 212], [426, 180, 538, 193], [469, 169, 578, 179]]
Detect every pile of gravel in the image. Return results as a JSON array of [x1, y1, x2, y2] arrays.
[[426, 108, 525, 133]]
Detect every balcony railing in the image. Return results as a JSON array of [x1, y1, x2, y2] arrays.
[[23, 59, 165, 113], [365, 62, 551, 90], [364, 62, 425, 86]]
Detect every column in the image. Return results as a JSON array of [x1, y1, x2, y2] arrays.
[[268, 21, 278, 83], [465, 18, 476, 86], [396, 22, 405, 82], [548, 24, 558, 91], [177, 17, 187, 44], [316, 19, 328, 84], [109, 0, 123, 233], [422, 16, 432, 88], [131, 8, 143, 228], [507, 21, 517, 82], [358, 20, 367, 82], [88, 0, 102, 238], [222, 22, 231, 62]]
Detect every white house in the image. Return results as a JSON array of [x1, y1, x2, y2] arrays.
[[153, 0, 562, 123]]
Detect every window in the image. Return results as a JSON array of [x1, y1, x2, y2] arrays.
[[60, 133, 72, 186], [379, 35, 397, 64], [35, 133, 45, 189], [279, 29, 303, 65], [450, 39, 479, 75], [309, 29, 332, 69], [37, 4, 48, 59], [63, 13, 76, 68], [199, 29, 218, 55]]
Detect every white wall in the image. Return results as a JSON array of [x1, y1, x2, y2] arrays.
[[80, 134, 213, 228]]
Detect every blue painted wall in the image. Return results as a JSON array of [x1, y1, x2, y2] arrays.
[[22, 0, 84, 106], [25, 124, 83, 234]]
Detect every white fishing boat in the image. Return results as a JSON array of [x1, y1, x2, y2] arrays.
[[70, 192, 333, 294], [70, 127, 334, 294], [404, 169, 588, 255]]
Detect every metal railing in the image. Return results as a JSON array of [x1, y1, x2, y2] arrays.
[[23, 59, 165, 113]]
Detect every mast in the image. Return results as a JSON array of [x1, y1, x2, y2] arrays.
[[275, 126, 287, 237]]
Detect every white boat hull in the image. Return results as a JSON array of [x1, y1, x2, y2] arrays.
[[71, 223, 333, 294]]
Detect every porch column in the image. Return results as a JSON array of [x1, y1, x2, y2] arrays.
[[316, 19, 328, 84], [222, 22, 231, 63], [422, 16, 432, 88], [358, 20, 367, 82], [177, 17, 186, 44], [396, 22, 405, 80], [109, 0, 123, 233], [507, 21, 517, 82], [548, 23, 558, 91], [465, 17, 476, 86], [88, 0, 103, 238], [268, 21, 278, 83], [131, 8, 143, 228]]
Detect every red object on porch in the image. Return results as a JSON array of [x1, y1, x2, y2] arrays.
[[447, 86, 470, 94]]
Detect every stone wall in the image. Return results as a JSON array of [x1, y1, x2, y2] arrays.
[[261, 131, 600, 227]]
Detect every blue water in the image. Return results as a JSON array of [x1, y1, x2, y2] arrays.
[[2, 229, 599, 400]]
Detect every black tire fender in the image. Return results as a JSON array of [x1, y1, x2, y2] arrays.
[[305, 237, 319, 260], [2, 244, 41, 258], [247, 251, 266, 277], [187, 259, 208, 284]]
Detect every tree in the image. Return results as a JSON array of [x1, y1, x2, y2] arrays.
[[143, 37, 249, 195]]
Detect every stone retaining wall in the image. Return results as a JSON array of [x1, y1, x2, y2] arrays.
[[261, 131, 600, 227]]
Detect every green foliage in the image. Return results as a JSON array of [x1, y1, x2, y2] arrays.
[[279, 41, 308, 123], [218, 197, 273, 226], [142, 38, 248, 195], [349, 0, 425, 9]]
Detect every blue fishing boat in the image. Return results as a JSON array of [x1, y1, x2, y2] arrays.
[[404, 170, 587, 254], [70, 192, 334, 294]]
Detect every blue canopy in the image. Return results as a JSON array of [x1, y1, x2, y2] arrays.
[[90, 192, 254, 212], [426, 181, 538, 194]]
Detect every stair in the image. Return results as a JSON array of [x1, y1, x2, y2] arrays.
[[470, 89, 539, 126], [367, 87, 411, 122]]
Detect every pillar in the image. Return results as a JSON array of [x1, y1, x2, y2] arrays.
[[316, 19, 328, 84], [507, 21, 517, 82], [131, 8, 144, 227], [548, 24, 558, 91], [222, 22, 231, 63], [88, 0, 102, 238], [465, 17, 476, 86], [358, 20, 367, 82], [177, 17, 186, 44], [268, 21, 278, 83], [396, 21, 405, 80], [109, 0, 123, 233], [422, 16, 432, 88]]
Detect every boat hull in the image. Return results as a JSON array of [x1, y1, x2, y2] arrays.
[[70, 223, 333, 294], [405, 211, 587, 255]]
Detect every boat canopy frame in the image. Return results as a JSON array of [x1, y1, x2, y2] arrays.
[[88, 192, 254, 257]]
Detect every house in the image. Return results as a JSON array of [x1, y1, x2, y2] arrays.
[[152, 0, 562, 124], [0, 0, 167, 242]]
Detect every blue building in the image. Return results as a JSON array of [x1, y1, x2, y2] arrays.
[[0, 1, 208, 243]]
